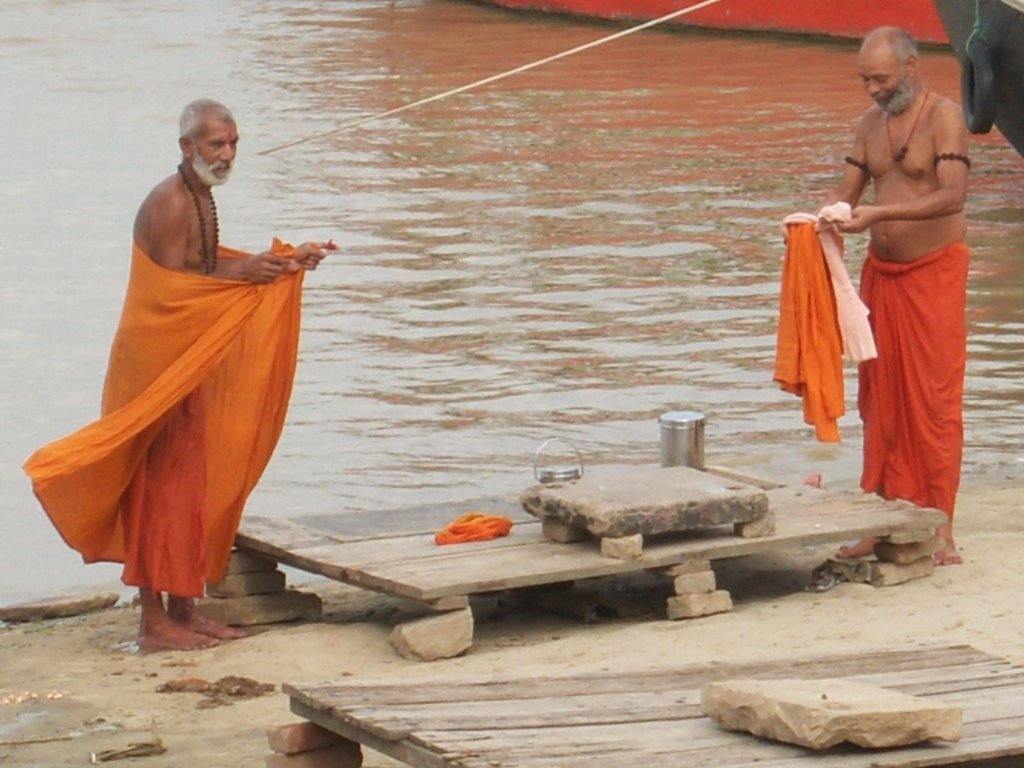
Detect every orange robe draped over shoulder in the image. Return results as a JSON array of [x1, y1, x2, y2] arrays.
[[23, 241, 304, 586], [858, 242, 968, 516], [774, 220, 845, 442]]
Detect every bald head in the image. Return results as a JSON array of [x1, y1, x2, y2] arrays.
[[177, 99, 238, 187], [861, 26, 919, 65], [179, 99, 235, 142], [858, 27, 921, 115]]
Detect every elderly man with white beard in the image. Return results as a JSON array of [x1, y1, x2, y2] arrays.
[[25, 99, 334, 651], [821, 27, 970, 567]]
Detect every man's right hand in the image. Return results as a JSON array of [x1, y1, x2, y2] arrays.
[[836, 205, 879, 235], [241, 252, 302, 284]]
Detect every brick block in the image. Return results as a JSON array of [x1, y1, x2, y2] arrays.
[[734, 510, 776, 538], [226, 549, 279, 575], [666, 590, 733, 620], [600, 533, 643, 560], [673, 570, 716, 595], [542, 517, 590, 543], [197, 590, 322, 627], [874, 537, 941, 564], [267, 722, 346, 755], [882, 528, 938, 545], [266, 742, 362, 768], [208, 570, 287, 599]]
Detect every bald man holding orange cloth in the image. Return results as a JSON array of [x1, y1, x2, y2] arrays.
[[827, 27, 971, 566]]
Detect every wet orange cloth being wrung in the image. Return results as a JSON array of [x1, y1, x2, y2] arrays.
[[435, 513, 514, 545], [774, 220, 846, 442], [23, 240, 304, 591]]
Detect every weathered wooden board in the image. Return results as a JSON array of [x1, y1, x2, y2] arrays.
[[284, 645, 1024, 768], [237, 483, 944, 601]]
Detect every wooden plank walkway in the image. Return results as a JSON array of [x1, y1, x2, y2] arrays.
[[284, 644, 1024, 767], [236, 478, 945, 604]]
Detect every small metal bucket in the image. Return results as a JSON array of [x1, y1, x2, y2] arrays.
[[533, 438, 584, 484], [659, 410, 705, 469]]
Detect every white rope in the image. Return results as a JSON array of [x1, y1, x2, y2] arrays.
[[258, 0, 729, 156]]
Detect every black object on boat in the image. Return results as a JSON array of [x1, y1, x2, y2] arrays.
[[933, 0, 1024, 158]]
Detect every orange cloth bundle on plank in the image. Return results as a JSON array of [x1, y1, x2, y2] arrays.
[[774, 220, 845, 442], [23, 240, 303, 592], [435, 512, 514, 545], [858, 242, 968, 516]]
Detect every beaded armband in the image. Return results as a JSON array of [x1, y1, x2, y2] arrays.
[[844, 155, 869, 173], [934, 152, 971, 169]]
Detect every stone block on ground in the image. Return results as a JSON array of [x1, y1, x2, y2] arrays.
[[520, 465, 769, 538], [869, 556, 935, 586], [701, 677, 962, 749], [389, 607, 473, 661], [197, 589, 322, 627], [0, 592, 120, 623], [666, 590, 732, 620], [541, 517, 590, 543], [207, 569, 287, 599], [267, 722, 347, 755], [226, 549, 279, 575], [266, 742, 362, 768], [673, 570, 716, 595], [874, 537, 942, 564], [600, 533, 643, 560]]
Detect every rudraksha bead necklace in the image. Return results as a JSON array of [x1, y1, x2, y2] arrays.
[[177, 162, 219, 274]]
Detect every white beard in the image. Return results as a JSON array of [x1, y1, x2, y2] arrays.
[[191, 152, 231, 187], [881, 78, 914, 115]]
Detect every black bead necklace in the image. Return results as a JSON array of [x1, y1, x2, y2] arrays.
[[886, 91, 929, 163], [177, 162, 219, 274]]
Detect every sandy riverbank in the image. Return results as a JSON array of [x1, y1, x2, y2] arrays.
[[2, 482, 1022, 767]]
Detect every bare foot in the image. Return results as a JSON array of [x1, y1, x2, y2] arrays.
[[168, 597, 247, 641], [932, 521, 962, 566], [837, 537, 878, 559], [933, 546, 963, 565], [138, 618, 220, 652], [136, 588, 220, 651], [803, 473, 824, 489]]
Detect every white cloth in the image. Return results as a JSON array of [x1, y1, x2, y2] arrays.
[[781, 203, 877, 362]]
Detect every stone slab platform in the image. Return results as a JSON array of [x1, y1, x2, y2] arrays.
[[701, 677, 962, 749], [520, 465, 769, 538], [283, 644, 1024, 767]]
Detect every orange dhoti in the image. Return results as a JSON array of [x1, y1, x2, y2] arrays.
[[24, 242, 304, 595], [858, 242, 969, 516]]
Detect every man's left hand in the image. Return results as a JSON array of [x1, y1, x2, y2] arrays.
[[294, 241, 336, 271]]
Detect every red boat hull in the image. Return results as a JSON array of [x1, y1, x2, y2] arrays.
[[471, 0, 949, 44]]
